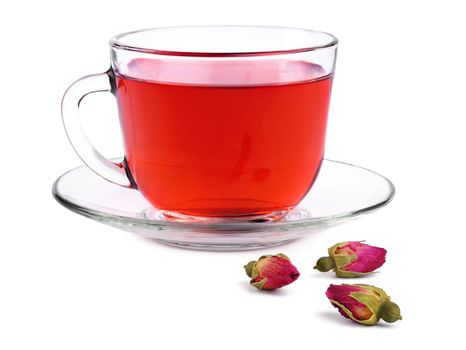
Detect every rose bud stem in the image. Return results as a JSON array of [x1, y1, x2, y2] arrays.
[[314, 256, 335, 272], [379, 301, 403, 323]]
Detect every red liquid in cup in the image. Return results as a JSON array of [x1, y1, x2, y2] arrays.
[[115, 59, 333, 217]]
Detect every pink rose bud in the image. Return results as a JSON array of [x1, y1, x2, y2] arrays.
[[314, 241, 387, 277], [326, 284, 402, 325], [244, 253, 300, 290]]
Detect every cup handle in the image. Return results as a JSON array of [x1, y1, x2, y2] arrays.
[[61, 69, 134, 188]]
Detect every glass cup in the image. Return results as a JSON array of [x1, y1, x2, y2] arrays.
[[61, 25, 338, 222]]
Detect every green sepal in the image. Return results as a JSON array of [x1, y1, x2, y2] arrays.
[[251, 265, 259, 279], [328, 242, 358, 277], [327, 242, 348, 256], [258, 254, 272, 261], [349, 292, 383, 324], [244, 261, 258, 278], [332, 255, 355, 269], [251, 277, 268, 290], [335, 270, 373, 278], [275, 253, 289, 260]]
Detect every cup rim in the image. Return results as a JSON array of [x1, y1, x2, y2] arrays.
[[109, 25, 338, 57]]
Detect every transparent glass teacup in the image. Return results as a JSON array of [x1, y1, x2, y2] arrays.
[[62, 26, 338, 222]]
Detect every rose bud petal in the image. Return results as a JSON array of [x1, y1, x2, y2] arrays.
[[326, 284, 402, 325], [314, 241, 387, 277], [244, 253, 300, 290]]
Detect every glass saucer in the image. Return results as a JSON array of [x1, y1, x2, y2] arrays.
[[52, 160, 395, 251]]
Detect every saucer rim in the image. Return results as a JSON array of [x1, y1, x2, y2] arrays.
[[52, 159, 395, 230]]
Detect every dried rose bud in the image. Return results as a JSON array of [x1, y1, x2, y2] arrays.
[[326, 284, 402, 325], [244, 253, 300, 290], [314, 241, 386, 277]]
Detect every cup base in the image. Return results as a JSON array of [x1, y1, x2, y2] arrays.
[[159, 208, 292, 223]]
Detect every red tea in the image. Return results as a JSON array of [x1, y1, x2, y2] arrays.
[[115, 59, 332, 217]]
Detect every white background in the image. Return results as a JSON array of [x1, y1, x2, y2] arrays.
[[1, 0, 465, 348]]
